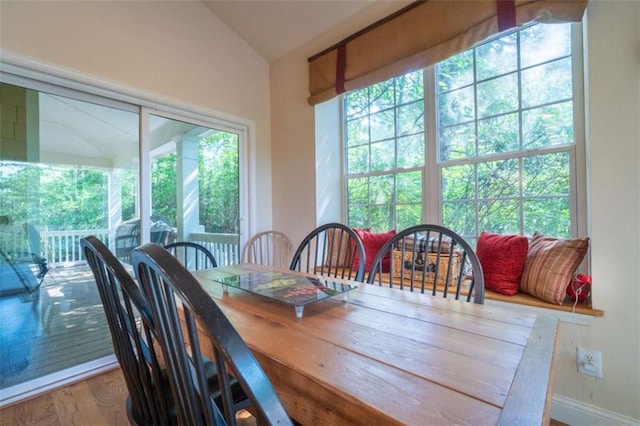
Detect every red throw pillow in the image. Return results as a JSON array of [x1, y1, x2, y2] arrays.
[[476, 232, 529, 296], [352, 229, 396, 272]]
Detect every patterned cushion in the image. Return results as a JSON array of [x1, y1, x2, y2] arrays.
[[520, 233, 589, 304], [396, 235, 455, 253]]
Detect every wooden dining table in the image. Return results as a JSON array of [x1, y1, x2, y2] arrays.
[[192, 263, 559, 425]]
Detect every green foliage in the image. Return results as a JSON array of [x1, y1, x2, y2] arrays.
[[437, 50, 473, 93], [152, 153, 177, 226], [475, 33, 517, 81], [1, 130, 240, 236], [198, 132, 239, 234], [441, 152, 571, 237], [344, 72, 425, 232], [0, 162, 107, 229], [0, 162, 39, 225], [524, 197, 570, 237], [346, 23, 576, 239], [477, 73, 518, 118], [121, 167, 137, 222]]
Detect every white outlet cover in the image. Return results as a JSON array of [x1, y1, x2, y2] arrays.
[[576, 347, 603, 378]]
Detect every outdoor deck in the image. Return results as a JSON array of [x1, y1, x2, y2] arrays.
[[0, 265, 113, 390], [0, 230, 240, 403]]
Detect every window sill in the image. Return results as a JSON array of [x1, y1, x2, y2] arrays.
[[335, 265, 604, 325], [484, 290, 603, 326]]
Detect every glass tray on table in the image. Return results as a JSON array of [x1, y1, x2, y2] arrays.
[[214, 271, 356, 318]]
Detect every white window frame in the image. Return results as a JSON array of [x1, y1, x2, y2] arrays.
[[342, 72, 427, 231], [343, 22, 587, 243]]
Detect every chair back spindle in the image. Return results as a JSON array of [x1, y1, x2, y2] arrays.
[[367, 224, 484, 304], [244, 230, 293, 268], [165, 241, 217, 271], [80, 236, 173, 425], [132, 243, 293, 426], [290, 223, 366, 282]]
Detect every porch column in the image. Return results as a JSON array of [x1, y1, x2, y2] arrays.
[[175, 135, 201, 241], [108, 169, 123, 249]]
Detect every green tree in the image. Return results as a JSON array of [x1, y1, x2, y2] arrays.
[[152, 153, 177, 226], [199, 132, 239, 234]]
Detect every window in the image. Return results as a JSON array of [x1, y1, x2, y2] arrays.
[[344, 23, 584, 244], [344, 71, 425, 231]]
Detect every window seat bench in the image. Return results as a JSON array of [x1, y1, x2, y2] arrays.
[[484, 289, 603, 317], [313, 266, 604, 317]]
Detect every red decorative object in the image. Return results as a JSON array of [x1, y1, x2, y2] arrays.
[[476, 232, 529, 296], [496, 0, 517, 32], [566, 273, 591, 302], [352, 229, 396, 272]]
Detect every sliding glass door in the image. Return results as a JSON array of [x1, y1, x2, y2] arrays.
[[146, 113, 241, 263], [0, 81, 245, 403], [0, 83, 140, 396]]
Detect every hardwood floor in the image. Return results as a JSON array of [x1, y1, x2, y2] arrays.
[[0, 368, 128, 426], [1, 367, 571, 426]]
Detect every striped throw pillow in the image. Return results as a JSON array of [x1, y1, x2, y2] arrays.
[[520, 233, 589, 304]]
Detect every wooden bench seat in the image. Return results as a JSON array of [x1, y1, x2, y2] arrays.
[[484, 289, 603, 316], [314, 266, 604, 317]]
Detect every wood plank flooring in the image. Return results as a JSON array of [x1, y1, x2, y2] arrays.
[[0, 368, 128, 426], [0, 368, 570, 426]]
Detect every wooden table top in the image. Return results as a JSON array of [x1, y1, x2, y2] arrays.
[[193, 264, 559, 425]]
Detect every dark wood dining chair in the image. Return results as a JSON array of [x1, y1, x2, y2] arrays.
[[165, 241, 217, 270], [132, 243, 293, 426], [243, 230, 293, 268], [290, 222, 366, 282], [366, 224, 485, 304], [80, 236, 174, 425]]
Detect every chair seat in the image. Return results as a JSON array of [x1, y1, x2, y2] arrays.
[[126, 360, 248, 425], [0, 264, 40, 296]]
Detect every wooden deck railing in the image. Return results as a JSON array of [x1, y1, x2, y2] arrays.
[[1, 226, 240, 268], [43, 229, 111, 266], [189, 232, 240, 267]]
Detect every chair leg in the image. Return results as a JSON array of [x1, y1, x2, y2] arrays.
[[236, 409, 258, 426]]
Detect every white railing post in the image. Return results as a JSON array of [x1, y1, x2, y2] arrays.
[[39, 229, 109, 268], [188, 232, 240, 267], [3, 227, 232, 269]]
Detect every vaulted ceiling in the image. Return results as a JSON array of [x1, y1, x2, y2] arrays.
[[22, 1, 404, 167], [201, 0, 378, 62]]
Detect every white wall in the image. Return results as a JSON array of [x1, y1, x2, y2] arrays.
[[271, 1, 640, 422], [0, 0, 273, 235], [554, 0, 640, 418], [314, 98, 342, 226]]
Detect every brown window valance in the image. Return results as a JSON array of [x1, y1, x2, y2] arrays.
[[307, 0, 587, 106]]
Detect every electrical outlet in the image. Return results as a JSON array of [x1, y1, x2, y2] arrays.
[[576, 347, 603, 378]]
